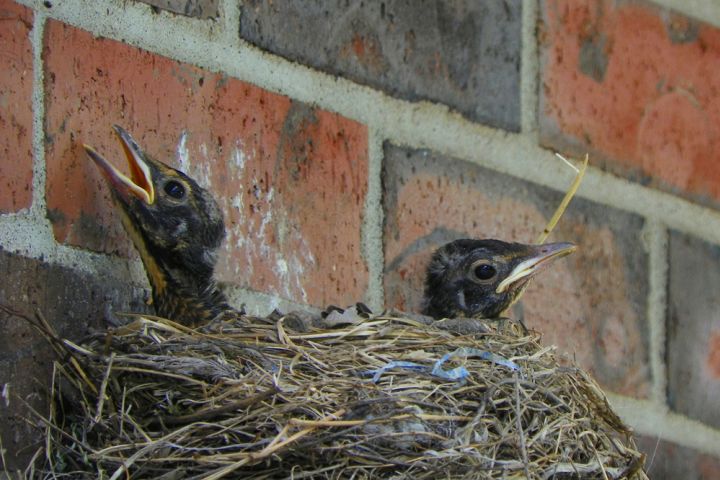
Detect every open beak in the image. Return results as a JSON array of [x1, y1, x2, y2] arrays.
[[496, 242, 576, 293], [84, 125, 155, 205]]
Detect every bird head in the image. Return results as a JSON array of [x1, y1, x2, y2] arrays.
[[84, 126, 225, 288], [422, 239, 576, 319]]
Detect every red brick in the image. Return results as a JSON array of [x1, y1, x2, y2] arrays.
[[383, 145, 650, 397], [0, 0, 33, 213], [539, 0, 720, 207], [44, 21, 369, 307], [636, 435, 720, 480], [667, 232, 720, 429]]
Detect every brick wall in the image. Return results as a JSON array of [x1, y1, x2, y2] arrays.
[[1, 0, 719, 476]]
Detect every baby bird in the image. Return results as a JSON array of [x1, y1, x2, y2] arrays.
[[85, 126, 231, 326], [422, 239, 575, 319]]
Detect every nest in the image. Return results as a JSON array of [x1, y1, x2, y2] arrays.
[[24, 307, 647, 479]]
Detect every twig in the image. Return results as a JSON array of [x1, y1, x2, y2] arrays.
[[158, 388, 276, 426], [21, 400, 95, 453], [108, 441, 171, 480], [0, 434, 9, 477], [536, 153, 589, 243], [514, 373, 531, 479], [289, 412, 472, 428], [94, 352, 115, 423]]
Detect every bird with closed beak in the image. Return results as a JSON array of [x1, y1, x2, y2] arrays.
[[422, 239, 576, 320], [84, 126, 231, 327]]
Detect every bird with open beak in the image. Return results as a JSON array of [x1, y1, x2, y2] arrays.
[[422, 239, 576, 320], [84, 126, 231, 326]]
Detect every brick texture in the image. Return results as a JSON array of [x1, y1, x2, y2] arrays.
[[383, 144, 649, 397], [0, 0, 33, 213], [43, 20, 369, 308], [667, 231, 720, 429], [240, 0, 522, 131], [136, 0, 218, 19], [539, 0, 720, 208], [636, 435, 720, 480], [0, 249, 148, 470]]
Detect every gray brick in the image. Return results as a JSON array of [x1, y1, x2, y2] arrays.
[[240, 0, 522, 131], [636, 435, 720, 479], [382, 144, 650, 396], [136, 0, 218, 18], [0, 249, 148, 470], [667, 231, 720, 429]]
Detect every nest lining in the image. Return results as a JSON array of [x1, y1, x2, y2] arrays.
[[25, 309, 647, 479]]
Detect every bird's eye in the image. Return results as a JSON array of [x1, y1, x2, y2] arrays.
[[470, 261, 497, 282], [164, 180, 186, 199]]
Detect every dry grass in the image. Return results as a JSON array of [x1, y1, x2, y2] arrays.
[[18, 306, 647, 479]]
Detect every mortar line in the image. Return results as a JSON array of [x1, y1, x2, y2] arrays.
[[30, 9, 47, 220], [652, 0, 720, 27], [0, 215, 146, 284], [608, 393, 720, 458], [223, 284, 320, 317], [520, 0, 539, 134], [219, 0, 241, 47], [361, 129, 385, 312], [643, 220, 669, 407]]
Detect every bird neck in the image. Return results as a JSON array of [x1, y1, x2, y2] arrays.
[[122, 217, 230, 326], [151, 272, 230, 326], [148, 253, 231, 326], [421, 288, 460, 319], [421, 270, 458, 319]]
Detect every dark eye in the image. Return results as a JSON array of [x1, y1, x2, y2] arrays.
[[164, 181, 185, 199], [470, 262, 497, 282]]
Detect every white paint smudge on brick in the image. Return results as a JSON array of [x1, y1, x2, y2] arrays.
[[176, 130, 190, 173], [232, 141, 246, 170], [226, 143, 249, 277]]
